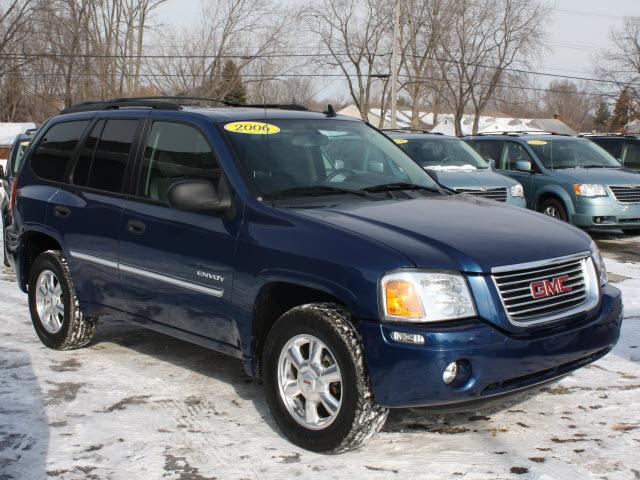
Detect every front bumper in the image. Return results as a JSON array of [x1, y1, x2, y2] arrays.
[[359, 284, 622, 408], [571, 197, 640, 228]]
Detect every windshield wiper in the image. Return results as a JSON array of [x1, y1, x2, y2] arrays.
[[265, 185, 369, 198], [581, 165, 617, 169], [361, 182, 442, 194]]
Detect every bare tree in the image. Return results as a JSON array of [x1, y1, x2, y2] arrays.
[[400, 0, 451, 128], [437, 0, 547, 135], [542, 80, 595, 131], [307, 0, 393, 127]]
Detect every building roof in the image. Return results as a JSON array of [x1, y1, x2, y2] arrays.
[[0, 123, 36, 146], [336, 105, 576, 136]]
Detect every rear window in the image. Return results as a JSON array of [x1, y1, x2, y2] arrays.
[[31, 121, 90, 182]]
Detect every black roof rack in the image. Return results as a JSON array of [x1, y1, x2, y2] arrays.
[[61, 99, 182, 114], [380, 128, 440, 135], [578, 132, 639, 138], [61, 96, 309, 115]]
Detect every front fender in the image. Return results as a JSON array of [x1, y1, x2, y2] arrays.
[[534, 185, 575, 215]]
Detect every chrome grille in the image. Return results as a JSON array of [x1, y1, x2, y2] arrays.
[[609, 185, 640, 204], [493, 255, 594, 325], [456, 187, 507, 202]]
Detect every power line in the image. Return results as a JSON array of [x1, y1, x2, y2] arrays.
[[0, 51, 632, 87], [4, 69, 624, 99]]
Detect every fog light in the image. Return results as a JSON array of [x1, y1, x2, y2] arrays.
[[443, 362, 459, 384], [593, 216, 604, 224], [390, 331, 425, 345]]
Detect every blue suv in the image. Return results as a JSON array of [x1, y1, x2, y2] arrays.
[[6, 99, 622, 453]]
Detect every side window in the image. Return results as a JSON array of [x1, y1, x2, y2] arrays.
[[137, 121, 219, 203], [472, 141, 504, 165], [31, 121, 90, 182], [594, 139, 622, 159], [73, 121, 104, 186], [85, 120, 139, 193], [501, 142, 534, 171], [622, 143, 640, 170]]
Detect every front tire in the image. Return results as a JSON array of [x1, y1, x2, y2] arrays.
[[28, 250, 97, 350], [263, 303, 388, 453], [539, 197, 568, 222]]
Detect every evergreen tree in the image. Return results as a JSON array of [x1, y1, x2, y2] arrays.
[[609, 88, 631, 132], [593, 101, 610, 131], [218, 60, 247, 105]]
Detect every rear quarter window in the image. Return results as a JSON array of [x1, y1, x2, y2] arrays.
[[31, 121, 90, 182]]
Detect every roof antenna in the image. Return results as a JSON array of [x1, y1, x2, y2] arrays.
[[324, 104, 337, 118]]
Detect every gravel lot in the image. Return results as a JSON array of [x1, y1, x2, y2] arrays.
[[1, 233, 639, 480]]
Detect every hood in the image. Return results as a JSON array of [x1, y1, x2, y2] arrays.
[[291, 195, 592, 273], [428, 168, 517, 189], [551, 167, 640, 185]]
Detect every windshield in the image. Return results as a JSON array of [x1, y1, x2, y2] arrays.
[[221, 119, 441, 196], [528, 138, 622, 169], [394, 136, 489, 170], [12, 140, 31, 173]]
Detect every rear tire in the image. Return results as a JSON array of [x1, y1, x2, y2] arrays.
[[623, 228, 640, 236], [28, 250, 97, 350], [539, 198, 568, 222], [263, 303, 388, 454]]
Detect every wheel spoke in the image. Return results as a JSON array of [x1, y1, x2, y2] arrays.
[[282, 380, 301, 398], [319, 364, 340, 385], [320, 392, 340, 416], [304, 400, 320, 425], [55, 303, 65, 315], [308, 339, 322, 365], [286, 346, 304, 370]]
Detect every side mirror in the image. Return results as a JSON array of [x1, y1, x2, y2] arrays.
[[515, 160, 532, 172], [167, 177, 231, 214]]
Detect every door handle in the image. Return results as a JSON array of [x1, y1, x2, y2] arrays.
[[53, 205, 71, 218], [127, 220, 146, 235]]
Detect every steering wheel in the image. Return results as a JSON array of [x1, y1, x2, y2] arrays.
[[326, 168, 359, 183]]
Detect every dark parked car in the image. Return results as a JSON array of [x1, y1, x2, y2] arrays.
[[465, 133, 640, 234], [6, 98, 622, 453], [383, 130, 526, 207], [582, 134, 640, 171], [2, 132, 34, 265]]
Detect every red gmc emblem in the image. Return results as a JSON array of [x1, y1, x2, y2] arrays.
[[530, 275, 573, 299]]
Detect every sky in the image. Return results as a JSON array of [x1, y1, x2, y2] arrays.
[[154, 0, 640, 98]]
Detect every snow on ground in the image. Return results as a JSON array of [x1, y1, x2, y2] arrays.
[[1, 237, 639, 479]]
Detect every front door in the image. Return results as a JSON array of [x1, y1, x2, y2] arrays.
[[498, 142, 536, 206], [119, 119, 242, 348]]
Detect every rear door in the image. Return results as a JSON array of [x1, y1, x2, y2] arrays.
[[119, 118, 242, 347], [46, 116, 143, 312]]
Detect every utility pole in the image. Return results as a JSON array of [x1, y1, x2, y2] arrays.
[[390, 0, 401, 129]]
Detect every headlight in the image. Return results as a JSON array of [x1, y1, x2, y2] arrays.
[[590, 242, 608, 286], [380, 271, 476, 322], [511, 184, 524, 198], [574, 184, 607, 197]]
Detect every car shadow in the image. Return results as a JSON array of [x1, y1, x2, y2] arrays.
[[0, 346, 49, 479], [92, 316, 560, 443], [91, 316, 287, 439]]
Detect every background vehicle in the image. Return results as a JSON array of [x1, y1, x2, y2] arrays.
[[7, 98, 622, 453], [2, 132, 34, 266], [581, 134, 640, 171], [465, 133, 640, 234], [384, 130, 526, 207]]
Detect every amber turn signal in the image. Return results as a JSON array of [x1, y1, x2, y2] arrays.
[[384, 280, 424, 318]]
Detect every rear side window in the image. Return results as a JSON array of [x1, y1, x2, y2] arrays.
[[73, 119, 139, 193], [31, 121, 90, 182], [137, 121, 219, 203]]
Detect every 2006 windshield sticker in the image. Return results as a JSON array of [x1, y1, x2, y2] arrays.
[[224, 121, 281, 135]]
